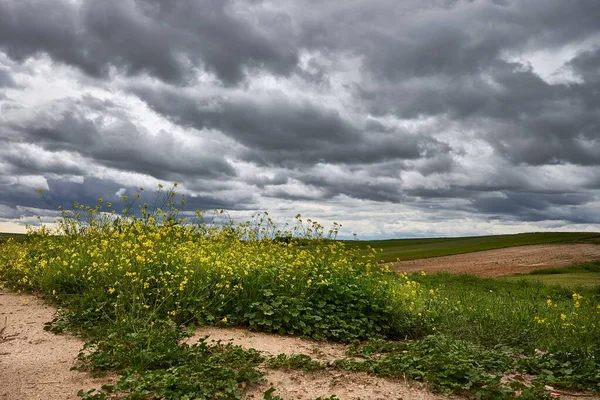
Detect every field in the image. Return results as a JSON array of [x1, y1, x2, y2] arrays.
[[0, 232, 25, 244], [1, 191, 599, 400], [344, 232, 600, 263], [500, 262, 600, 289]]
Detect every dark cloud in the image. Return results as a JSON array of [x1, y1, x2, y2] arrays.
[[568, 47, 600, 83], [0, 0, 298, 84], [0, 69, 17, 87], [4, 96, 237, 180], [469, 192, 595, 218], [297, 1, 600, 81], [0, 177, 253, 220], [131, 85, 448, 167], [0, 143, 87, 176]]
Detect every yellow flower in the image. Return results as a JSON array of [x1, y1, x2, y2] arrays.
[[108, 287, 116, 294]]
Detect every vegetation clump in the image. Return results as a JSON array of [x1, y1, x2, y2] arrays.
[[0, 184, 599, 399]]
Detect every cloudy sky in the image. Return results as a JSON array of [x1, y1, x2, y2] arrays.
[[1, 0, 600, 238]]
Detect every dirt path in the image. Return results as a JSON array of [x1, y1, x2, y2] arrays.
[[1, 289, 597, 399], [0, 290, 457, 400], [190, 327, 459, 400], [0, 290, 458, 400], [190, 327, 599, 400], [0, 290, 114, 400], [390, 244, 600, 277]]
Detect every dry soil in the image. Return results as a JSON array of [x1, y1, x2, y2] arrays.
[[390, 244, 600, 277], [190, 327, 458, 400], [0, 290, 114, 400]]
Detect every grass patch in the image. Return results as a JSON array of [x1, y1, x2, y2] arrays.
[[266, 353, 325, 371], [0, 232, 26, 245], [410, 273, 599, 351], [499, 261, 600, 289], [343, 232, 600, 263], [76, 320, 265, 400], [529, 261, 600, 275], [501, 273, 600, 289]]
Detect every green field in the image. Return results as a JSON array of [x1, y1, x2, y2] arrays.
[[0, 232, 25, 244], [500, 262, 600, 289], [344, 232, 600, 263]]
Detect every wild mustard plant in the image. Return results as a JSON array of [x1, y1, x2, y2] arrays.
[[0, 184, 431, 341]]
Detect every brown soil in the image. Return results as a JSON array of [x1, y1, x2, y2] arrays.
[[0, 289, 114, 400], [390, 244, 600, 277]]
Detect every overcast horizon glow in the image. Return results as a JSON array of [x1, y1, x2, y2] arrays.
[[1, 0, 600, 239]]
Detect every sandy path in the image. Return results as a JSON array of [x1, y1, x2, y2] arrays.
[[191, 328, 599, 399], [0, 290, 114, 400], [190, 327, 459, 400], [390, 244, 600, 277], [190, 326, 348, 362], [1, 289, 597, 399], [0, 291, 457, 400]]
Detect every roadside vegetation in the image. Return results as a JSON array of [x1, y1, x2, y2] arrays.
[[0, 185, 598, 399]]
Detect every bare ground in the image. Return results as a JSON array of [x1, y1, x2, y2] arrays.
[[390, 244, 600, 277], [190, 327, 599, 400], [0, 290, 455, 400], [1, 288, 598, 399], [190, 327, 459, 400], [0, 290, 114, 400]]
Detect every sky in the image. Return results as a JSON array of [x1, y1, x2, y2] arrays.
[[1, 0, 600, 238]]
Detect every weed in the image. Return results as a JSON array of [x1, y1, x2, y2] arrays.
[[266, 354, 324, 371]]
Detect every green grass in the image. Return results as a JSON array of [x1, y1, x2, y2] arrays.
[[499, 262, 600, 289], [501, 273, 600, 288], [410, 272, 598, 349], [343, 232, 600, 262], [0, 232, 26, 244]]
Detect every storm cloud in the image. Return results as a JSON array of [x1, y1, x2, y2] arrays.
[[1, 0, 599, 237]]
